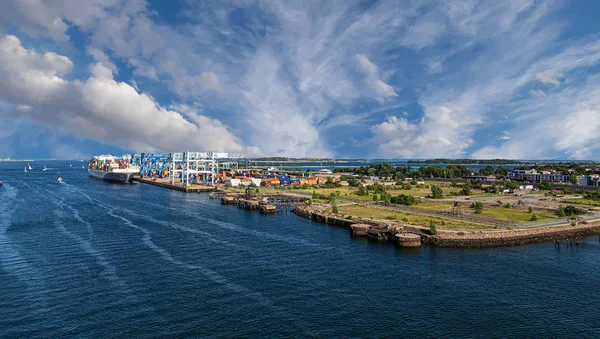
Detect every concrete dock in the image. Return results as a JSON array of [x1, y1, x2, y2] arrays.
[[133, 177, 216, 193]]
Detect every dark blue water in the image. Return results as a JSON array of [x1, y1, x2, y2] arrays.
[[1, 161, 599, 337]]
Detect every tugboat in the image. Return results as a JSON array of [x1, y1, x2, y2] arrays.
[[88, 154, 139, 183]]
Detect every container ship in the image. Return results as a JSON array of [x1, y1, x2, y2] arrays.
[[88, 154, 139, 183]]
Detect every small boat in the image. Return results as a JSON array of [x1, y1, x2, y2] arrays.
[[43, 166, 48, 171], [24, 167, 27, 173], [28, 163, 32, 170], [69, 164, 72, 167], [81, 165, 84, 169], [0, 181, 3, 187], [57, 177, 63, 183]]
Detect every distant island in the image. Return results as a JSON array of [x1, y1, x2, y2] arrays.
[[0, 158, 34, 162], [408, 158, 526, 165], [408, 158, 599, 165], [249, 157, 366, 162]]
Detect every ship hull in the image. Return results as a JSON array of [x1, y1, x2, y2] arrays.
[[88, 169, 135, 183]]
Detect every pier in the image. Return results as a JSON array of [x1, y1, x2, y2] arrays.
[[133, 177, 216, 193]]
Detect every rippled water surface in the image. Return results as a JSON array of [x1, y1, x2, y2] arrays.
[[1, 161, 600, 337]]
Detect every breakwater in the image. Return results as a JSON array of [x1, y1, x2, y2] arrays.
[[292, 205, 424, 247]]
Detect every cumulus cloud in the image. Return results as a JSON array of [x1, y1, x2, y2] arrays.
[[87, 47, 118, 74], [370, 112, 474, 158], [0, 35, 258, 155]]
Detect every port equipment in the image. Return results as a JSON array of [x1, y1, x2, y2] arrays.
[[169, 152, 242, 187], [132, 153, 172, 178]]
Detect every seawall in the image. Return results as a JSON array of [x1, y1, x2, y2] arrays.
[[292, 205, 600, 248], [427, 224, 600, 248]]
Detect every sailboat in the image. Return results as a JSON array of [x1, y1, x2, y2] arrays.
[[43, 165, 48, 171], [28, 163, 32, 170], [24, 167, 27, 173]]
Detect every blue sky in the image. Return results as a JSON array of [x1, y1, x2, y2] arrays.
[[1, 0, 600, 160]]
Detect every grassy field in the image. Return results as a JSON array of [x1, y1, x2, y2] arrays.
[[478, 207, 556, 221], [411, 201, 455, 211], [335, 204, 494, 231], [561, 199, 600, 207]]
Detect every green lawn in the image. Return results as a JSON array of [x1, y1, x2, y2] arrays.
[[480, 207, 555, 221], [561, 199, 600, 207]]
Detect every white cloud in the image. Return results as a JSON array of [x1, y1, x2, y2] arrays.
[[356, 53, 378, 74], [356, 53, 398, 102], [87, 47, 118, 74], [497, 131, 511, 141], [536, 71, 562, 87], [0, 35, 258, 155], [4, 0, 600, 160], [473, 75, 600, 160]]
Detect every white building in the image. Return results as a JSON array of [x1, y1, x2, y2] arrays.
[[224, 178, 241, 187]]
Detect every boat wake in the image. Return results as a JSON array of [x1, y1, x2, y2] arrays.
[[52, 198, 136, 302], [63, 187, 304, 326], [0, 184, 51, 315]]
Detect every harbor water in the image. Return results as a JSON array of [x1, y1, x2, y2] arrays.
[[1, 161, 599, 337]]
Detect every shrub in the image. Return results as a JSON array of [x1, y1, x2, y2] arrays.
[[382, 194, 391, 206], [459, 186, 472, 196], [571, 221, 576, 226], [401, 217, 409, 223], [557, 205, 586, 217], [564, 205, 586, 215], [472, 201, 484, 214], [429, 220, 437, 235], [530, 214, 538, 221], [345, 215, 353, 220], [372, 194, 379, 202], [581, 220, 588, 225], [528, 206, 533, 213], [539, 182, 553, 190], [457, 232, 465, 236], [431, 185, 443, 199], [384, 215, 399, 220], [504, 203, 511, 209], [331, 202, 339, 214], [390, 194, 418, 206]]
